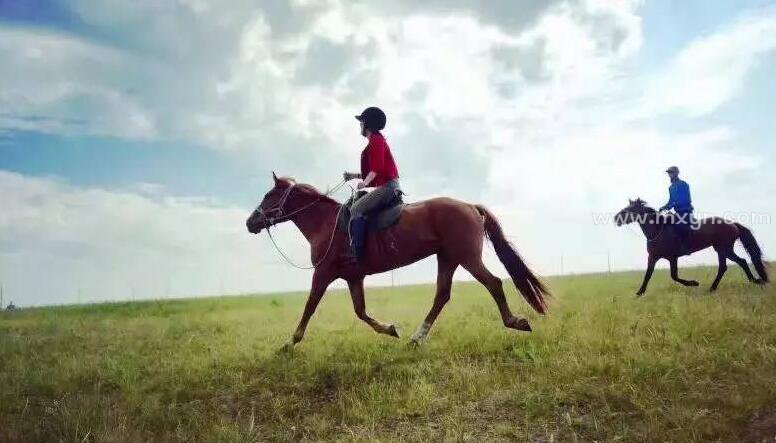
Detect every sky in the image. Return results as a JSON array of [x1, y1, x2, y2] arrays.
[[2, 0, 776, 306]]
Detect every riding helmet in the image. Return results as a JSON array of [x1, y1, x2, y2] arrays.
[[355, 107, 387, 131], [665, 166, 679, 174]]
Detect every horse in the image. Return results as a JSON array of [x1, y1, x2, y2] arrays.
[[615, 198, 768, 296], [246, 173, 549, 349]]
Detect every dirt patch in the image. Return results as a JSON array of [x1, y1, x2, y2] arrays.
[[743, 409, 776, 442]]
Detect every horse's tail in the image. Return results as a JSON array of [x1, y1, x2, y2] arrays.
[[735, 223, 768, 282], [476, 205, 549, 314]]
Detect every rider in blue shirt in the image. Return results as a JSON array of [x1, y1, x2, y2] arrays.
[[659, 166, 693, 253]]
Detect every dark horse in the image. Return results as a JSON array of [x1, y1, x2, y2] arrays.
[[615, 198, 768, 296], [246, 174, 549, 349]]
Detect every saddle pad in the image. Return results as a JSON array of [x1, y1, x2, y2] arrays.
[[336, 191, 405, 232]]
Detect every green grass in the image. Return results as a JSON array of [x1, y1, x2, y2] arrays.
[[2, 265, 775, 441]]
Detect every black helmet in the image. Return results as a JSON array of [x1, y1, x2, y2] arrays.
[[354, 106, 386, 131]]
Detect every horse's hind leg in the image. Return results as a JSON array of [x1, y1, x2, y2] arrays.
[[410, 255, 458, 344], [709, 248, 728, 292], [462, 259, 530, 331], [347, 278, 399, 338], [727, 250, 757, 282]]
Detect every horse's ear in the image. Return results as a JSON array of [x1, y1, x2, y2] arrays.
[[629, 198, 634, 205], [272, 171, 278, 183]]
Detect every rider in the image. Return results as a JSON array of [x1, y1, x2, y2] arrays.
[[659, 166, 693, 253], [343, 106, 401, 262]]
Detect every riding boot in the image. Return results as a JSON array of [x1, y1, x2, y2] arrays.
[[348, 216, 368, 262]]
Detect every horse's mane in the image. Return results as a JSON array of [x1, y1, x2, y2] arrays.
[[633, 198, 657, 213], [278, 177, 340, 205], [632, 198, 672, 224]]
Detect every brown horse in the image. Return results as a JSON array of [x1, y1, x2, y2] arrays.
[[246, 174, 549, 349], [615, 198, 768, 296]]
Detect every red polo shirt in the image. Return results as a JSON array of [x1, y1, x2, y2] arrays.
[[360, 132, 399, 187]]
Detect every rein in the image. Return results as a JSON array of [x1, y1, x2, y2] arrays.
[[625, 212, 665, 243], [643, 224, 665, 243], [260, 180, 352, 270]]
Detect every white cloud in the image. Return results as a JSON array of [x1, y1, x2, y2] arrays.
[[0, 171, 322, 306], [0, 26, 157, 138], [643, 6, 776, 116], [2, 1, 776, 304]]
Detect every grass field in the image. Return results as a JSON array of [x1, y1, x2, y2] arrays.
[[2, 265, 776, 442]]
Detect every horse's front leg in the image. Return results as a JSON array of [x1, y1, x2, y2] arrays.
[[669, 256, 699, 287], [347, 278, 399, 338], [281, 271, 333, 352], [636, 255, 658, 297]]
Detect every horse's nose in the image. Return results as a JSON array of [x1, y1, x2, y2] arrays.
[[246, 215, 260, 234]]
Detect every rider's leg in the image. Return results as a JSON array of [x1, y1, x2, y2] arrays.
[[350, 183, 400, 216], [348, 184, 400, 261], [674, 210, 693, 254], [347, 216, 368, 261]]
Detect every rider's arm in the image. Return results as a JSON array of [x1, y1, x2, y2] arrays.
[[678, 181, 691, 205], [361, 171, 377, 187], [660, 184, 676, 211]]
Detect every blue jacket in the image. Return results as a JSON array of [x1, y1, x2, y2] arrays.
[[660, 179, 693, 212]]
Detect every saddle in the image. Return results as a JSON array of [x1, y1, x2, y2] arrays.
[[336, 190, 405, 232]]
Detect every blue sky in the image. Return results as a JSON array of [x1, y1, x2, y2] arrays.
[[2, 0, 776, 306]]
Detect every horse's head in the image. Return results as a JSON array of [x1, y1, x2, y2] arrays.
[[246, 172, 297, 234], [614, 198, 655, 226]]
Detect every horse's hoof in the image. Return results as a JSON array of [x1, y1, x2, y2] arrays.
[[753, 279, 765, 285], [635, 291, 645, 297], [515, 318, 532, 332], [687, 280, 699, 287], [387, 324, 400, 338], [506, 317, 531, 332], [407, 339, 422, 348]]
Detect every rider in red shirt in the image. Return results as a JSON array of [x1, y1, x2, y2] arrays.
[[343, 107, 402, 262], [359, 130, 399, 187]]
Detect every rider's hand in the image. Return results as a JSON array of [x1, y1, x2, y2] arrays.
[[343, 171, 352, 181], [356, 180, 367, 189]]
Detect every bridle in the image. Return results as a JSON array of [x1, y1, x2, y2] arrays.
[[254, 180, 350, 270], [258, 182, 316, 228], [623, 209, 665, 243]]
